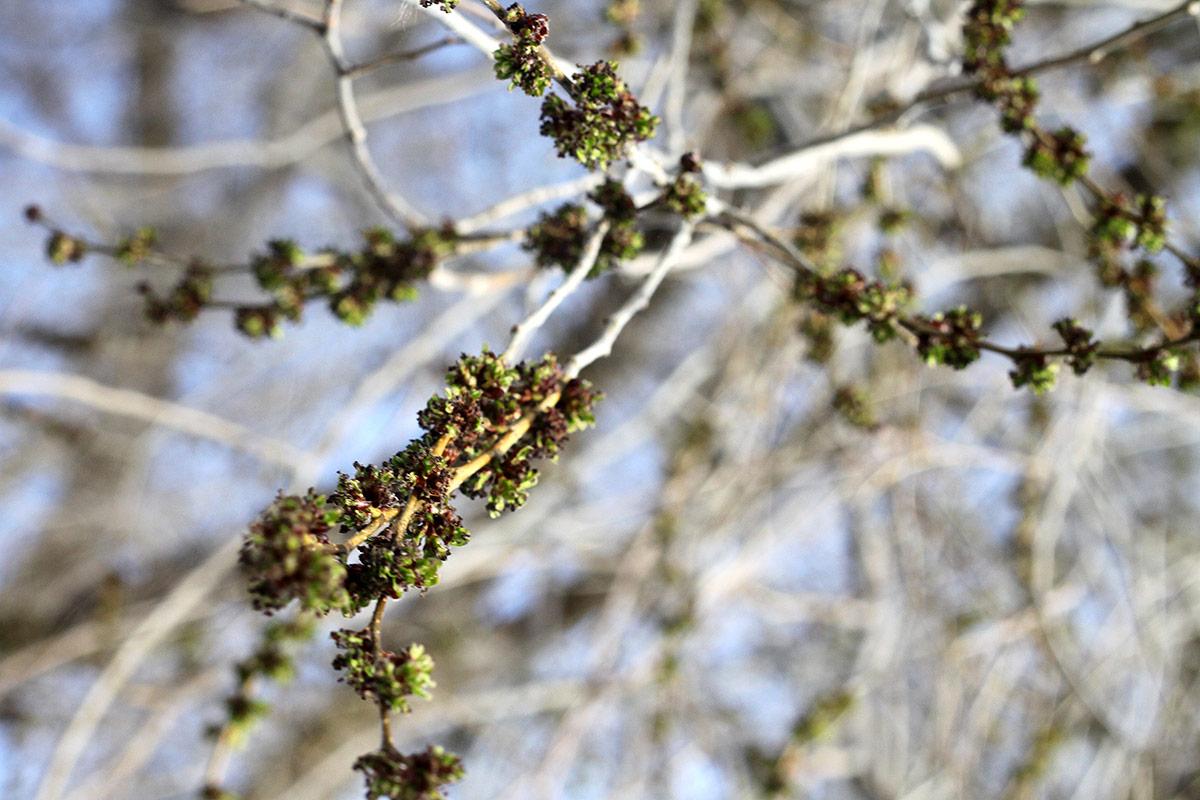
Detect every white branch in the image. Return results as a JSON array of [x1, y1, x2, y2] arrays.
[[427, 263, 533, 293], [238, 0, 322, 27], [565, 222, 695, 378], [402, 0, 525, 62], [0, 370, 312, 471], [322, 0, 428, 229], [399, 0, 673, 184], [455, 174, 603, 234], [663, 0, 699, 155], [0, 68, 494, 175], [502, 221, 610, 364], [703, 124, 962, 189], [33, 538, 243, 800]]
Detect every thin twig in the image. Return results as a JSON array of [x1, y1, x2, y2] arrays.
[[321, 0, 428, 229], [33, 538, 246, 800], [565, 223, 696, 379], [719, 208, 1200, 370], [455, 175, 604, 235], [1007, 1, 1200, 79], [0, 369, 311, 470], [749, 1, 1200, 175], [703, 124, 961, 189], [0, 68, 495, 176], [236, 0, 429, 229], [501, 221, 610, 364], [340, 36, 464, 78], [238, 0, 323, 29]]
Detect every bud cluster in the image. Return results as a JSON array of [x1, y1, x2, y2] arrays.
[[45, 230, 87, 265], [913, 307, 984, 369], [138, 266, 214, 325], [1090, 194, 1169, 291], [962, 0, 1024, 74], [115, 227, 158, 264], [353, 745, 465, 800], [208, 617, 316, 747], [29, 216, 460, 339], [660, 153, 708, 219], [1051, 318, 1099, 375], [1008, 351, 1059, 394], [792, 267, 913, 343], [539, 61, 658, 170], [239, 490, 350, 615], [494, 3, 552, 96], [239, 350, 600, 615], [233, 349, 600, 799], [331, 630, 436, 713], [1137, 348, 1183, 387], [832, 385, 877, 430], [241, 227, 458, 336], [962, 2, 1092, 188], [525, 179, 644, 276], [793, 212, 843, 270], [604, 0, 642, 54], [1023, 127, 1090, 186], [339, 446, 466, 605]]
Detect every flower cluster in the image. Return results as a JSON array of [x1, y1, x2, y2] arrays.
[[418, 0, 458, 11], [354, 746, 464, 800], [659, 153, 708, 219], [44, 230, 87, 265], [798, 311, 836, 363], [1009, 351, 1058, 393], [445, 351, 601, 515], [235, 617, 315, 684], [792, 212, 843, 270], [877, 208, 912, 235], [913, 307, 984, 369], [339, 447, 466, 606], [331, 630, 436, 713], [979, 74, 1038, 133], [525, 179, 644, 276], [29, 214, 460, 339], [604, 0, 642, 54], [115, 227, 157, 264], [1138, 348, 1182, 387], [1052, 318, 1099, 375], [832, 386, 877, 430], [233, 349, 600, 799], [243, 227, 457, 335], [1023, 127, 1090, 186], [962, 0, 1024, 75], [239, 350, 600, 616], [239, 491, 350, 615], [1090, 194, 1169, 288], [494, 3, 552, 96], [792, 267, 913, 343], [208, 617, 316, 749], [963, 2, 1092, 188], [539, 61, 658, 170], [138, 266, 214, 324]]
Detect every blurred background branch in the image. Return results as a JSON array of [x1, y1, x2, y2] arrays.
[[3, 0, 1200, 798]]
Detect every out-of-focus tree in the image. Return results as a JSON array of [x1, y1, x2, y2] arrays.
[[4, 1, 1200, 798]]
